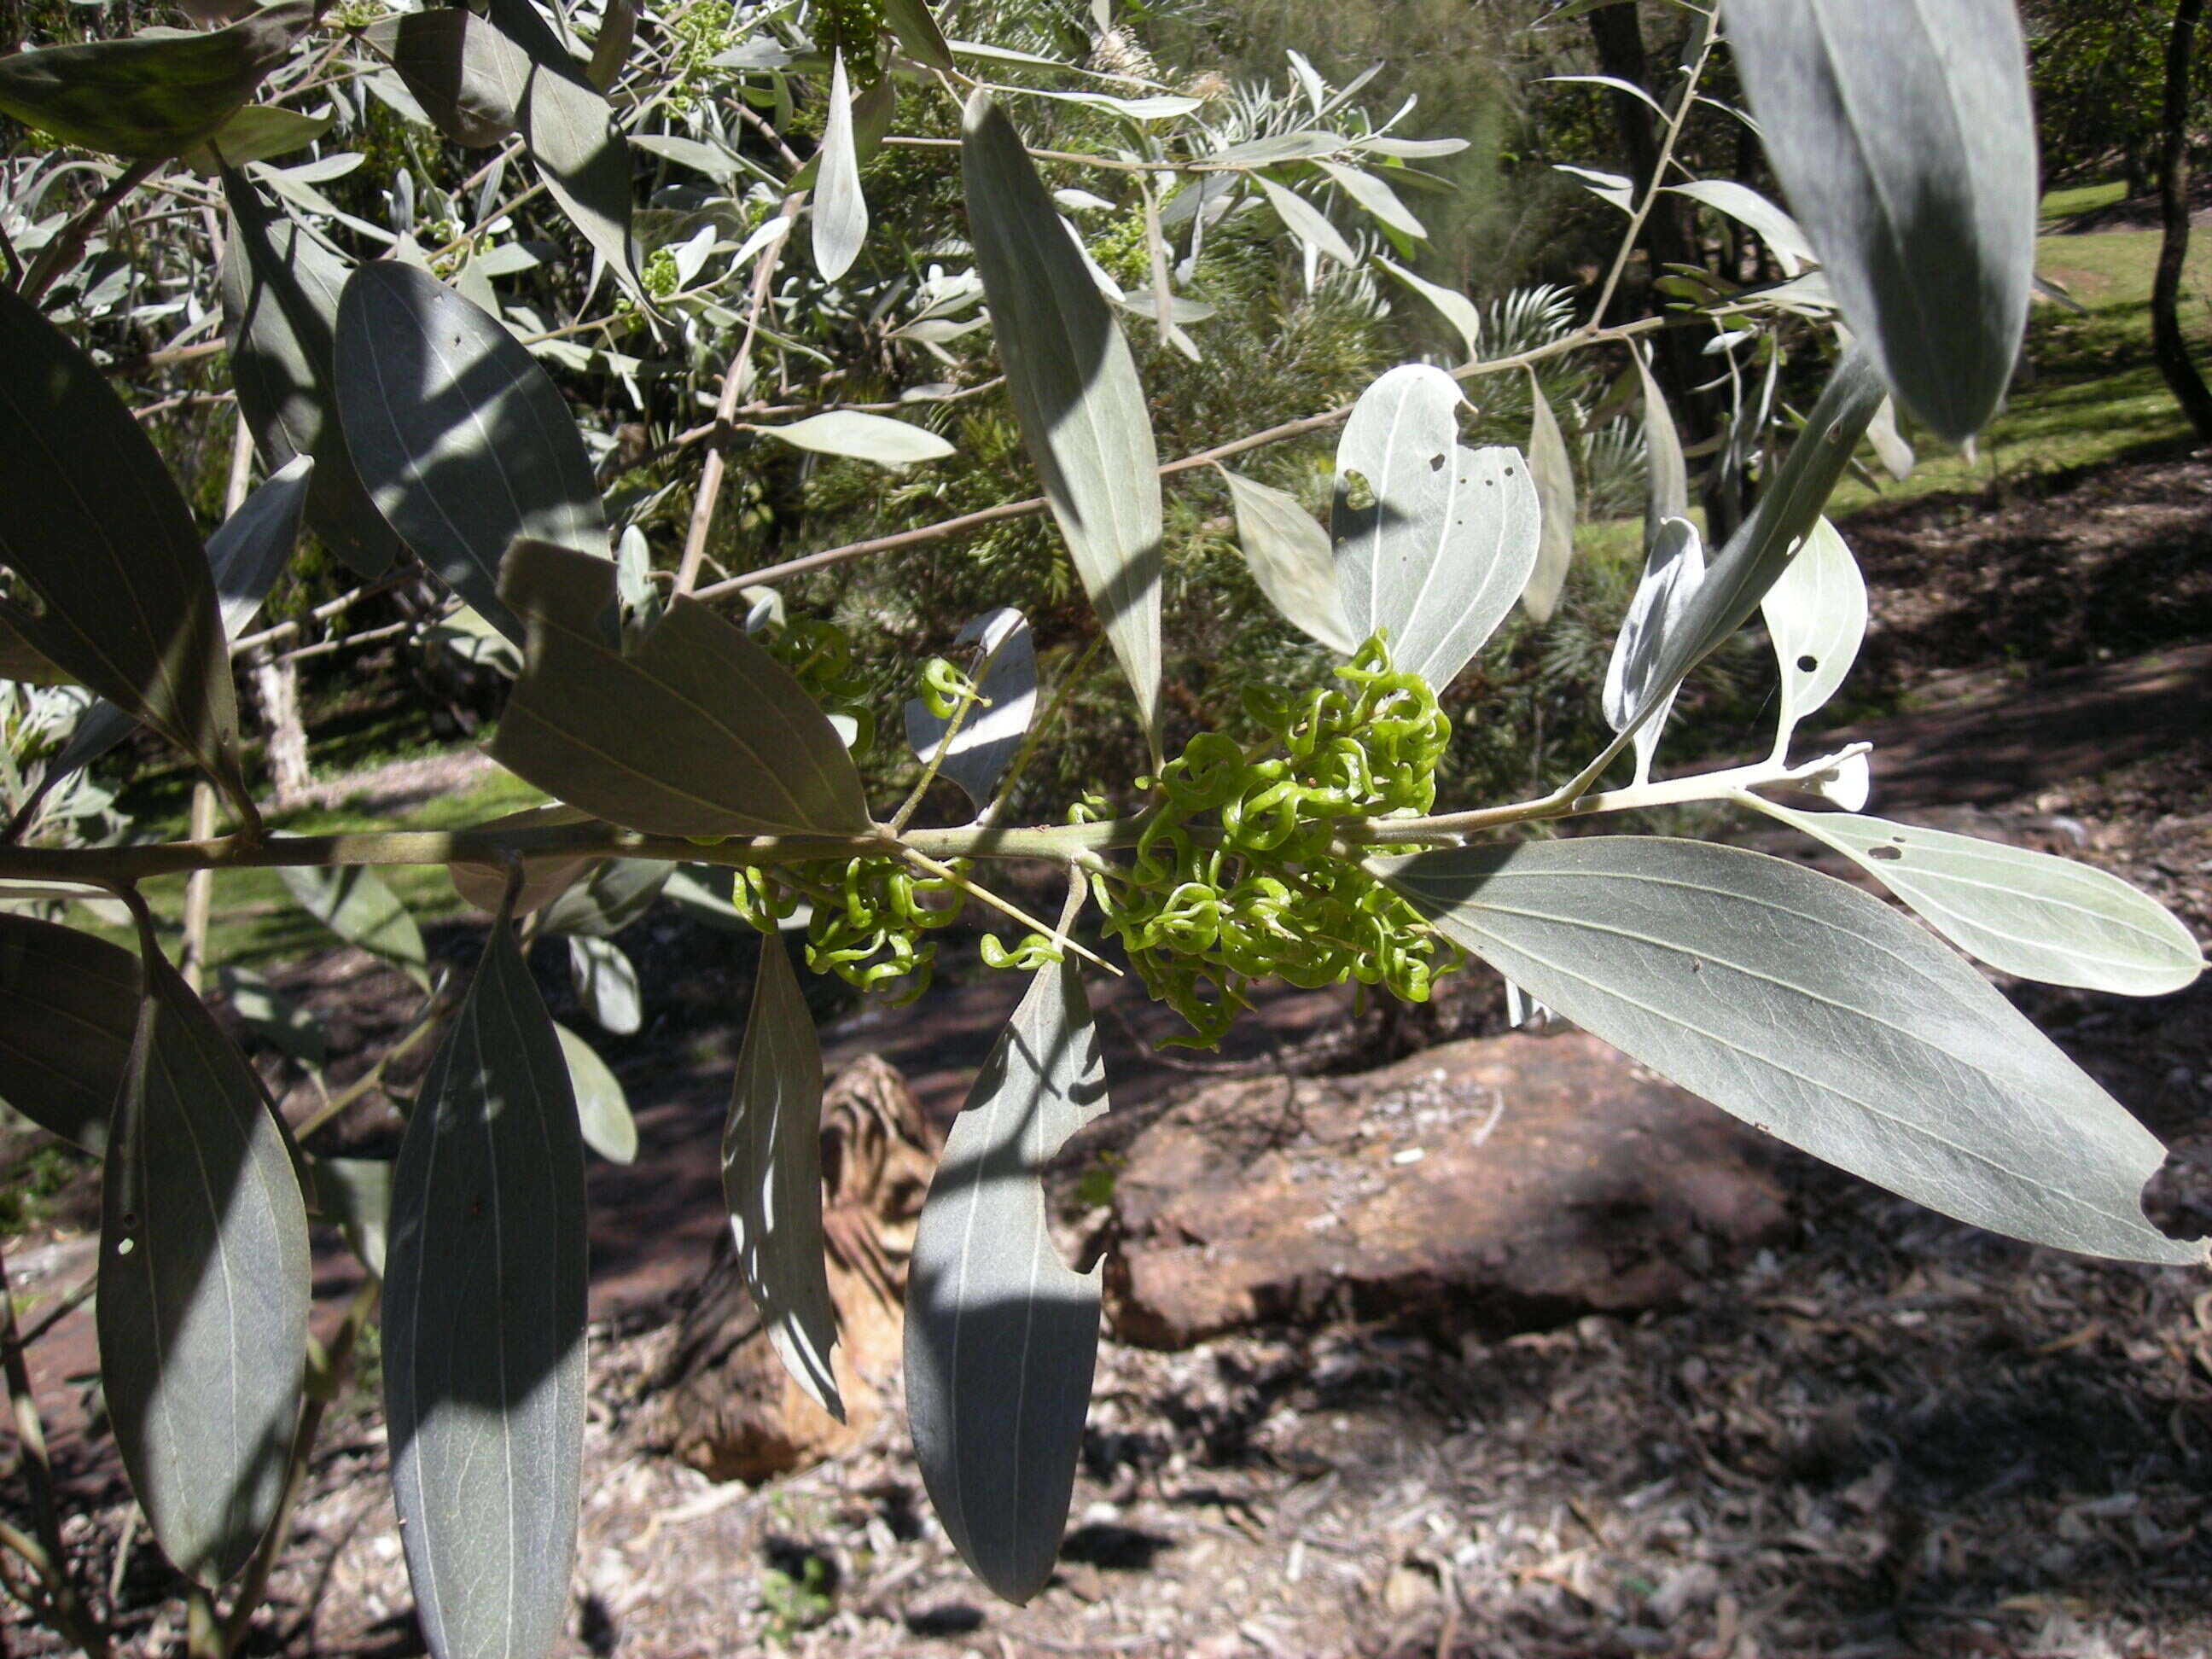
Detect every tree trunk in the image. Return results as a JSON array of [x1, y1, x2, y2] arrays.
[[2154, 0, 2212, 441], [252, 653, 312, 808], [1586, 6, 1745, 538], [634, 1054, 939, 1482]]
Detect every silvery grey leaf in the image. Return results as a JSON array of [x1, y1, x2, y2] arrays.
[[1379, 836, 2204, 1265], [54, 453, 313, 786], [1331, 364, 1540, 690], [723, 937, 841, 1419], [1759, 515, 1866, 758], [555, 1022, 636, 1163], [567, 933, 641, 1034], [1602, 516, 1705, 786], [906, 956, 1108, 1604], [1520, 372, 1576, 624], [1254, 175, 1355, 266], [1666, 178, 1815, 276], [1720, 0, 2036, 440], [335, 263, 608, 643], [812, 51, 867, 282], [385, 917, 586, 1659], [100, 954, 309, 1585], [903, 608, 1039, 816], [1221, 470, 1357, 655], [1634, 344, 1687, 540], [963, 93, 1162, 749], [1747, 800, 2206, 998]]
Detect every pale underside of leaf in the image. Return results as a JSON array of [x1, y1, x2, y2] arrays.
[[488, 539, 875, 838], [1221, 469, 1357, 654], [1759, 514, 1866, 754], [962, 93, 1163, 750], [1332, 364, 1539, 691], [384, 920, 587, 1659], [100, 958, 310, 1586], [906, 956, 1108, 1605], [335, 262, 608, 643], [724, 937, 843, 1419], [1747, 800, 2207, 998], [812, 51, 868, 282], [1520, 373, 1577, 624], [902, 608, 1039, 815], [1380, 836, 2203, 1265], [1719, 0, 2037, 440]]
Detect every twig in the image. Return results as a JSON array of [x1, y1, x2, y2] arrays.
[[676, 189, 808, 593], [1587, 20, 1717, 329], [690, 320, 1669, 599]]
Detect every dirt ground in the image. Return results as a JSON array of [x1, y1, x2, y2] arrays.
[[5, 448, 2212, 1658]]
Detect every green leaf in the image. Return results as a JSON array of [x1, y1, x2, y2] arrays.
[[361, 9, 527, 148], [1220, 469, 1356, 654], [1318, 160, 1425, 241], [1719, 0, 2036, 440], [307, 1153, 392, 1278], [1666, 178, 1815, 276], [723, 936, 842, 1418], [566, 933, 641, 1034], [53, 454, 314, 788], [1253, 174, 1356, 267], [1379, 836, 2204, 1265], [0, 0, 317, 157], [661, 866, 754, 931], [1602, 517, 1705, 787], [555, 1022, 636, 1163], [1633, 344, 1687, 536], [1747, 800, 2206, 998], [335, 262, 608, 641], [757, 410, 954, 467], [1759, 515, 1866, 755], [277, 863, 431, 992], [182, 102, 332, 172], [0, 281, 246, 806], [223, 171, 405, 579], [1372, 255, 1480, 358], [0, 913, 142, 1155], [384, 917, 586, 1659], [963, 92, 1163, 750], [1330, 364, 1539, 691], [1520, 370, 1577, 624], [489, 540, 875, 838], [812, 50, 867, 282], [907, 955, 1105, 1604], [882, 0, 955, 71], [1866, 394, 1916, 481], [538, 857, 667, 938], [218, 963, 327, 1069], [100, 953, 310, 1585]]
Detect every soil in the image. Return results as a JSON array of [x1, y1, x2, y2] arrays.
[[6, 450, 2212, 1658]]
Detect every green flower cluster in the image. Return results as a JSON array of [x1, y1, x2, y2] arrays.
[[734, 856, 963, 1000], [763, 615, 876, 755], [1079, 635, 1464, 1045]]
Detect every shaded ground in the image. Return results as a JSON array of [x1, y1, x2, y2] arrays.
[[6, 445, 2212, 1656]]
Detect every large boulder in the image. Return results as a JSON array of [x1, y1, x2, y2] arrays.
[[1103, 1032, 1792, 1348]]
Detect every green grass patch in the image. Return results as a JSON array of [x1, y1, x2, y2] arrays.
[[2039, 178, 2128, 227], [79, 765, 551, 972], [1825, 220, 2211, 517]]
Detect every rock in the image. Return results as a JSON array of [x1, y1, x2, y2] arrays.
[[635, 1054, 938, 1481], [1102, 1032, 1790, 1348]]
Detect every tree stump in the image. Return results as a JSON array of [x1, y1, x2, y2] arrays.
[[635, 1054, 939, 1481]]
